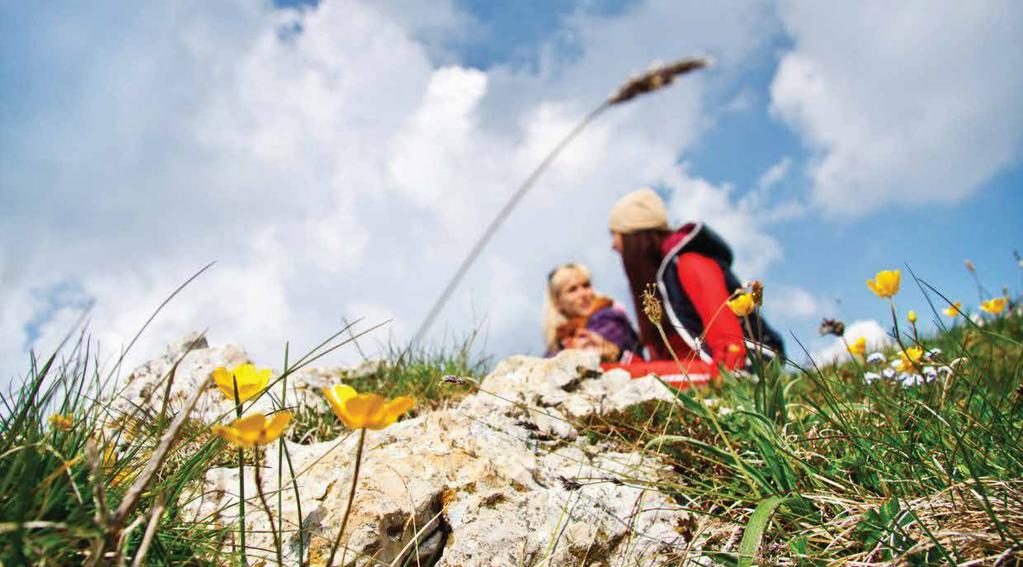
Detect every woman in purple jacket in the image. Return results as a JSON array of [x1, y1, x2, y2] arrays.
[[542, 263, 640, 362]]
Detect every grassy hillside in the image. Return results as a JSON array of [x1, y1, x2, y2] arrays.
[[2, 290, 1020, 565], [593, 302, 1023, 565]]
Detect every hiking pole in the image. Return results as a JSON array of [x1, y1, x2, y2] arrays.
[[409, 56, 712, 352]]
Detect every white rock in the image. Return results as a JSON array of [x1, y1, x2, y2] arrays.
[[105, 333, 380, 428], [132, 340, 692, 566]]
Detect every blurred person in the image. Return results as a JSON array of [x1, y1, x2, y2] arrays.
[[542, 263, 639, 363], [607, 188, 784, 374]]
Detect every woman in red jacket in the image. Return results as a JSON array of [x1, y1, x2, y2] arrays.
[[606, 188, 784, 376]]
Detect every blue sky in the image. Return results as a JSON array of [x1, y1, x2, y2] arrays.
[[446, 0, 1023, 354], [1, 0, 1021, 382]]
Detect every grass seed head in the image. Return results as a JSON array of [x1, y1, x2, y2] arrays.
[[642, 283, 663, 325], [608, 56, 711, 105]]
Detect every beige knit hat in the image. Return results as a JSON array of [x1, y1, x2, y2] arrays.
[[608, 187, 669, 233]]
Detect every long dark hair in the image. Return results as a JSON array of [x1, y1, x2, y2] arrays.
[[621, 228, 672, 358]]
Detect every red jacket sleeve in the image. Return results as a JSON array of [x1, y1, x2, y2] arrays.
[[675, 253, 746, 370]]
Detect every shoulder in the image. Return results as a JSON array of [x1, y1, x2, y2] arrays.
[[677, 252, 721, 271], [590, 303, 632, 324]]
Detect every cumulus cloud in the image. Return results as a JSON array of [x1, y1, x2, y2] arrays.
[[768, 285, 820, 321], [770, 0, 1023, 216], [0, 0, 780, 383], [757, 156, 791, 191], [811, 319, 893, 365], [664, 169, 783, 277]]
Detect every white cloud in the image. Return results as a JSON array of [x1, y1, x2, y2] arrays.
[[664, 168, 783, 277], [757, 156, 791, 191], [770, 0, 1023, 216], [723, 88, 756, 114], [811, 319, 892, 365], [768, 285, 820, 321], [0, 0, 781, 383]]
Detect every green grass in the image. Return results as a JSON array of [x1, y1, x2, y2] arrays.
[[287, 336, 486, 445], [577, 303, 1023, 565], [0, 333, 229, 565], [2, 291, 1020, 565], [0, 328, 485, 566]]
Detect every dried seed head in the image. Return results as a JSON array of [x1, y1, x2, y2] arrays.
[[441, 374, 466, 385], [608, 56, 712, 105], [642, 284, 663, 325], [964, 259, 976, 273], [818, 318, 846, 337], [748, 280, 764, 307], [559, 475, 582, 491]]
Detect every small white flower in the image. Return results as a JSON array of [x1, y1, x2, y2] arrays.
[[718, 406, 733, 417], [936, 366, 954, 377], [898, 372, 925, 387], [969, 314, 985, 327], [922, 366, 938, 380], [863, 371, 882, 384], [866, 352, 886, 364], [889, 359, 903, 369], [882, 367, 896, 379], [927, 348, 942, 357]]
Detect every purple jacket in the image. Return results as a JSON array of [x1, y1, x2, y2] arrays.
[[586, 304, 640, 360]]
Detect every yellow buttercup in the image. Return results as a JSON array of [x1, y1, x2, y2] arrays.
[[212, 412, 292, 448], [979, 297, 1008, 315], [896, 346, 924, 372], [727, 293, 756, 317], [212, 363, 271, 402], [867, 270, 901, 298], [323, 384, 415, 430], [48, 413, 74, 431]]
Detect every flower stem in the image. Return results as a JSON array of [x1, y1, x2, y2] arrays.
[[233, 377, 247, 567], [282, 438, 304, 567], [326, 428, 366, 567], [253, 452, 282, 566]]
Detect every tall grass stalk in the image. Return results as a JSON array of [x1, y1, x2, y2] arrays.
[[230, 378, 247, 566]]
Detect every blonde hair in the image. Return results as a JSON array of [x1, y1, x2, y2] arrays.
[[542, 263, 591, 351]]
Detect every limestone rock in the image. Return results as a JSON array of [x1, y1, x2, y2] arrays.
[[107, 332, 382, 427], [168, 347, 692, 566]]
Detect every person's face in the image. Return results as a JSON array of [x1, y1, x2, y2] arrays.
[[556, 272, 594, 318], [610, 231, 624, 255]]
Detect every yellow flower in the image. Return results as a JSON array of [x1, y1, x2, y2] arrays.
[[212, 412, 292, 448], [323, 385, 415, 430], [896, 346, 924, 372], [847, 337, 867, 356], [101, 445, 134, 487], [727, 293, 756, 317], [48, 413, 73, 431], [866, 270, 901, 298], [212, 363, 271, 402], [907, 310, 917, 324], [943, 301, 962, 318], [979, 297, 1008, 315]]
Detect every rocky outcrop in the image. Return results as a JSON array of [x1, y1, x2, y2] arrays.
[[122, 336, 693, 566]]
